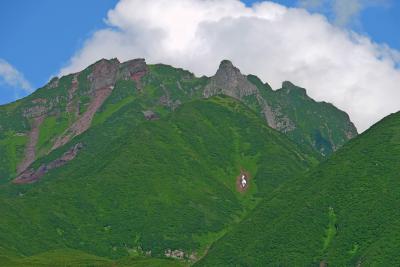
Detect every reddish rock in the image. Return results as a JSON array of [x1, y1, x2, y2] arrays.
[[13, 143, 83, 184], [52, 59, 120, 151], [17, 115, 45, 174], [118, 58, 148, 90], [131, 70, 147, 82]]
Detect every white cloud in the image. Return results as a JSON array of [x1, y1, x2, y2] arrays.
[[59, 0, 400, 132], [0, 59, 32, 92]]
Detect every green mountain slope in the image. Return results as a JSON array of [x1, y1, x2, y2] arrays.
[[0, 96, 316, 264], [0, 58, 356, 183], [206, 61, 357, 156], [197, 111, 400, 266], [0, 247, 184, 267]]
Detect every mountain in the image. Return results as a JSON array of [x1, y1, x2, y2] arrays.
[[205, 60, 357, 156], [0, 58, 356, 183], [0, 96, 316, 265], [0, 247, 185, 267], [196, 111, 400, 266], [0, 58, 359, 266]]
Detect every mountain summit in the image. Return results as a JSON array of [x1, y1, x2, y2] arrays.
[[204, 60, 258, 99], [0, 58, 357, 183], [4, 57, 396, 267]]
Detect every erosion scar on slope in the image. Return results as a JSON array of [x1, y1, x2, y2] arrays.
[[66, 74, 79, 114], [17, 115, 45, 174], [51, 85, 114, 151], [236, 169, 251, 193]]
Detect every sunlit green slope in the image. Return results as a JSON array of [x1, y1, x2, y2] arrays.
[[0, 59, 356, 184], [0, 96, 316, 264], [197, 111, 400, 266]]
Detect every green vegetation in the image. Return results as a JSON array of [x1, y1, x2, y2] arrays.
[[0, 248, 185, 267], [0, 59, 355, 184], [0, 96, 315, 264], [0, 58, 366, 266], [197, 111, 400, 266], [36, 115, 70, 155], [248, 77, 357, 156], [322, 207, 337, 251], [0, 131, 27, 182]]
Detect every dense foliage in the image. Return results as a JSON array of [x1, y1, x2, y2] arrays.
[[0, 60, 356, 184], [0, 59, 365, 266], [0, 96, 315, 265], [197, 111, 400, 266]]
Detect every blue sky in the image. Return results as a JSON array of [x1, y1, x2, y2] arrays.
[[0, 0, 118, 103], [0, 0, 399, 106]]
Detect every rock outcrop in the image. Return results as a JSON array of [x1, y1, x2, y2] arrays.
[[6, 57, 357, 185], [17, 115, 45, 174], [15, 58, 150, 175], [13, 143, 83, 184], [118, 58, 148, 90], [204, 60, 258, 99], [203, 60, 357, 154], [52, 58, 148, 151], [203, 60, 289, 132]]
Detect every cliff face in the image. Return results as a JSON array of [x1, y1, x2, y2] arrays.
[[0, 58, 357, 182], [203, 60, 358, 156], [0, 58, 151, 179], [204, 60, 258, 99]]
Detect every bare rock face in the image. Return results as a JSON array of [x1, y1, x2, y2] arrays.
[[66, 74, 80, 114], [118, 58, 148, 79], [118, 58, 148, 90], [52, 59, 121, 150], [260, 98, 278, 129], [15, 58, 150, 178], [204, 60, 258, 99], [13, 143, 83, 184], [22, 105, 47, 119], [88, 58, 120, 92], [204, 60, 290, 132], [48, 77, 59, 89], [17, 115, 45, 174], [142, 110, 159, 120]]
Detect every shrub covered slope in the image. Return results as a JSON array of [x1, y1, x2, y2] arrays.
[[197, 111, 400, 266], [0, 96, 316, 265]]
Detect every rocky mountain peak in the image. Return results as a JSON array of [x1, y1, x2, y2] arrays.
[[281, 81, 307, 96], [204, 60, 258, 99], [282, 81, 295, 88], [214, 60, 243, 84], [87, 58, 120, 92], [118, 58, 148, 81], [217, 59, 237, 71]]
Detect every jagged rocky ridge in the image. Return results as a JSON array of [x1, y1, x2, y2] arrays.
[[0, 58, 357, 183]]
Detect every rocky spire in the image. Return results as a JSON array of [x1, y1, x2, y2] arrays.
[[203, 60, 258, 99]]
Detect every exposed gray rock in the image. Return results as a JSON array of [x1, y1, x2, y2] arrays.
[[204, 60, 258, 99], [203, 60, 297, 133], [142, 110, 159, 120], [259, 97, 278, 129], [164, 249, 185, 260], [118, 58, 148, 82], [22, 105, 47, 118], [48, 77, 59, 89], [88, 58, 120, 93]]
